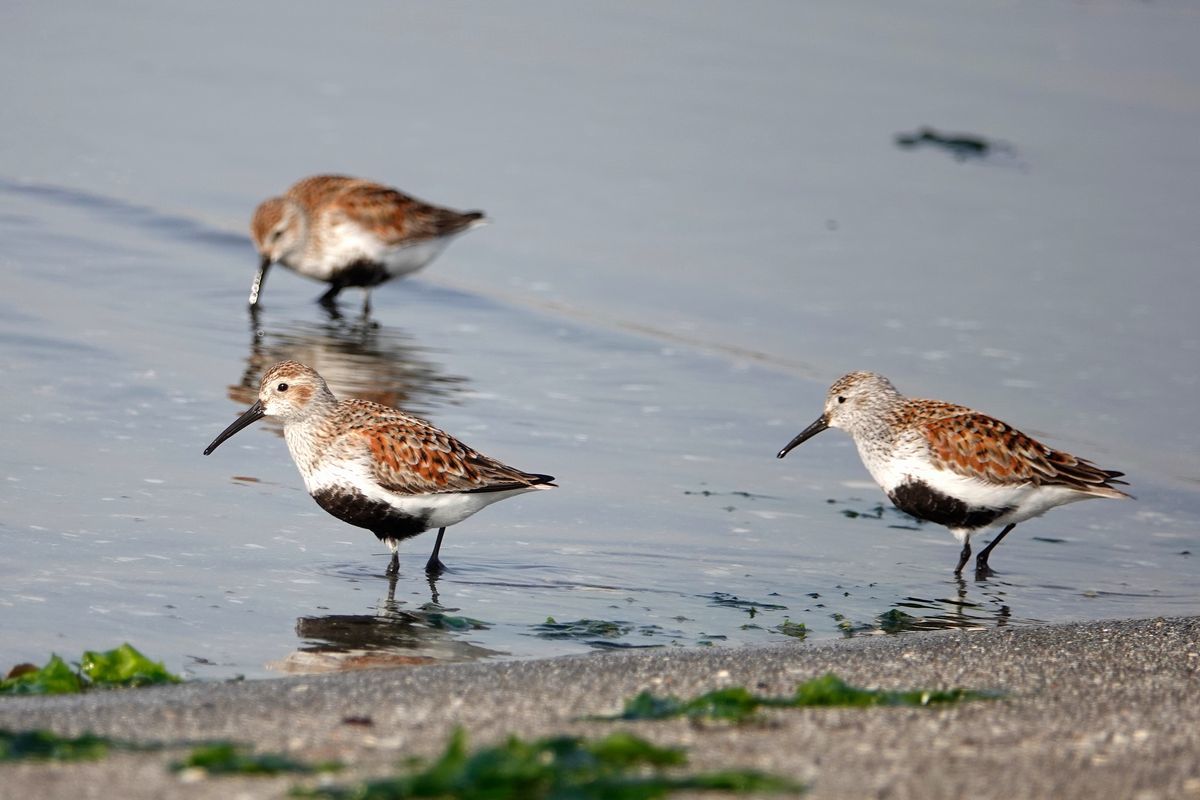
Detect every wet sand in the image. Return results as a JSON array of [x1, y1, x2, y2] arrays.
[[3, 614, 1197, 799]]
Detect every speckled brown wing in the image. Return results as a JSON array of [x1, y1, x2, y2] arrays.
[[287, 175, 360, 207], [916, 410, 1129, 495], [335, 402, 550, 495], [329, 180, 484, 245]]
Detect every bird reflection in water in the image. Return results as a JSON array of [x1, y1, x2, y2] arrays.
[[269, 573, 501, 674], [879, 576, 1017, 634], [817, 500, 1021, 634], [232, 307, 467, 426]]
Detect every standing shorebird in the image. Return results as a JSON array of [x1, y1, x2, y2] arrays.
[[204, 361, 554, 575], [776, 372, 1130, 577], [248, 175, 486, 312]]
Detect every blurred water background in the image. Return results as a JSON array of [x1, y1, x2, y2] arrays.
[[1, 2, 1197, 678]]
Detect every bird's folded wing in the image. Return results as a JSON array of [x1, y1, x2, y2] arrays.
[[335, 182, 478, 243], [353, 421, 544, 495], [918, 412, 1126, 493]]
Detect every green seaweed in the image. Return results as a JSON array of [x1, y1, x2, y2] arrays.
[[832, 609, 930, 636], [0, 655, 85, 695], [0, 730, 112, 762], [773, 619, 808, 639], [789, 673, 990, 707], [531, 618, 673, 650], [876, 609, 922, 634], [295, 728, 801, 799], [415, 603, 488, 632], [418, 612, 489, 632], [2, 644, 180, 695], [535, 618, 630, 640], [606, 687, 766, 723], [175, 742, 341, 776], [80, 644, 181, 688], [600, 673, 993, 722], [830, 613, 873, 637]]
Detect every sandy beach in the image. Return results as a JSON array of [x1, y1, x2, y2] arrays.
[[3, 615, 1197, 799]]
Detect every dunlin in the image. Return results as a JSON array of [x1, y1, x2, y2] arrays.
[[248, 175, 486, 311], [204, 361, 554, 575], [777, 372, 1130, 577]]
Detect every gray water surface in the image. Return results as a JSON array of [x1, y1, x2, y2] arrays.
[[1, 2, 1197, 679]]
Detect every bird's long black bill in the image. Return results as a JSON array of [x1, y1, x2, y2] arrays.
[[776, 415, 829, 459], [248, 255, 272, 306], [203, 400, 265, 455]]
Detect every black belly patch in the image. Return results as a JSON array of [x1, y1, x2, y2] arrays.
[[887, 480, 1012, 530], [311, 487, 430, 541], [331, 259, 391, 288]]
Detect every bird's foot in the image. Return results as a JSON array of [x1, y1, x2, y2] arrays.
[[973, 560, 997, 581]]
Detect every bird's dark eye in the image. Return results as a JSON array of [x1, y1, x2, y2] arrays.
[[271, 229, 284, 241], [277, 382, 289, 392], [837, 395, 846, 404]]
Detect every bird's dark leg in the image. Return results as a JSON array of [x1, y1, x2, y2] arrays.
[[361, 289, 372, 317], [975, 524, 1017, 579], [386, 551, 399, 576], [954, 540, 972, 575], [425, 527, 447, 575], [317, 283, 343, 308]]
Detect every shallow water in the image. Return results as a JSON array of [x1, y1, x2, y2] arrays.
[[1, 2, 1198, 679]]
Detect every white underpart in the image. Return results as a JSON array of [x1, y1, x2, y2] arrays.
[[858, 440, 1095, 545], [379, 238, 453, 278], [300, 450, 542, 531], [291, 220, 481, 282]]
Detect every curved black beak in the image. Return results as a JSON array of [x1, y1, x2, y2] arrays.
[[776, 415, 829, 459], [203, 400, 265, 455], [248, 254, 272, 307]]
